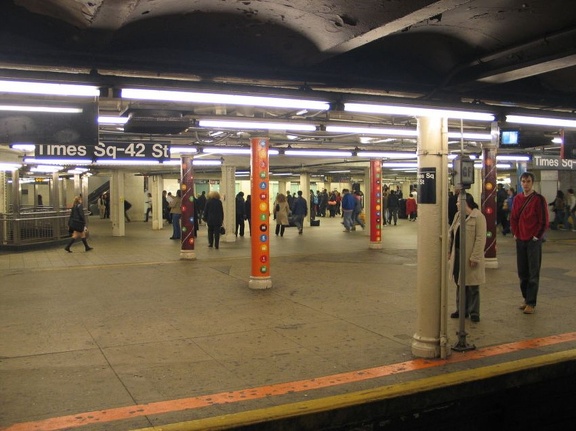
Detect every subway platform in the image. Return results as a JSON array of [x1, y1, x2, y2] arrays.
[[1, 216, 576, 431]]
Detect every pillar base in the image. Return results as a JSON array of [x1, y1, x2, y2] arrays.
[[152, 220, 162, 230], [249, 276, 272, 290], [411, 333, 441, 359], [485, 257, 498, 269], [179, 250, 197, 260], [369, 242, 383, 250]]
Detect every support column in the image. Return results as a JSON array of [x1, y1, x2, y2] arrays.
[[110, 170, 125, 237], [180, 156, 196, 260], [151, 175, 164, 230], [299, 172, 310, 225], [363, 168, 371, 236], [249, 137, 272, 290], [221, 162, 236, 243], [482, 122, 499, 269], [412, 116, 450, 359], [369, 160, 383, 249]]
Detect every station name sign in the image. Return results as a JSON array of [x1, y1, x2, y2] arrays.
[[35, 142, 170, 161], [532, 155, 576, 171]]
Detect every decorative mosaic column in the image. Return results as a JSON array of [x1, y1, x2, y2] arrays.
[[249, 137, 272, 290], [180, 155, 196, 260], [369, 159, 383, 249], [482, 122, 499, 268]]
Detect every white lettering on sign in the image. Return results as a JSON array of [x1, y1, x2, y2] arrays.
[[533, 156, 576, 170], [35, 142, 170, 161]]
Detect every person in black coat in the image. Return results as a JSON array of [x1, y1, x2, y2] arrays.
[[203, 191, 224, 249], [235, 191, 246, 237], [65, 195, 93, 252]]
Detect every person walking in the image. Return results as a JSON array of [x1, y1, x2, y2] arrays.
[[406, 193, 417, 221], [274, 193, 290, 237], [510, 172, 549, 315], [565, 188, 576, 231], [169, 190, 182, 240], [448, 193, 486, 323], [196, 191, 207, 224], [144, 192, 152, 222], [387, 190, 400, 225], [235, 191, 246, 237], [291, 190, 308, 234], [65, 196, 93, 253], [203, 191, 224, 249]]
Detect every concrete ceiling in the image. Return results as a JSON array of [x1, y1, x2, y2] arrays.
[[1, 0, 576, 178]]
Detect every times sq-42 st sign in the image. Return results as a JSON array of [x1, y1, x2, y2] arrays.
[[35, 142, 170, 161]]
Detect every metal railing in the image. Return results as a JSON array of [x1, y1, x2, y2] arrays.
[[0, 208, 76, 249]]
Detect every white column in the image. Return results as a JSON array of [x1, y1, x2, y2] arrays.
[[411, 116, 451, 359], [110, 170, 126, 237], [221, 162, 236, 242], [151, 175, 164, 230]]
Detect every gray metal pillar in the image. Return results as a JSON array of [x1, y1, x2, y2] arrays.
[[110, 170, 126, 237], [221, 162, 236, 242], [411, 116, 450, 359]]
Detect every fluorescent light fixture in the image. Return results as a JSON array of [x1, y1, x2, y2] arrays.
[[193, 160, 222, 166], [326, 125, 418, 136], [357, 151, 417, 159], [496, 163, 512, 169], [98, 116, 129, 125], [506, 115, 576, 128], [30, 165, 64, 173], [11, 144, 36, 152], [0, 163, 22, 171], [67, 168, 89, 174], [169, 147, 198, 154], [0, 105, 82, 113], [198, 119, 316, 132], [24, 157, 92, 165], [94, 160, 180, 166], [284, 150, 353, 157], [382, 162, 418, 168], [327, 170, 351, 173], [202, 146, 279, 155], [271, 172, 294, 176], [0, 80, 100, 97], [121, 88, 330, 111], [552, 137, 562, 144], [496, 155, 531, 161], [447, 132, 492, 140], [345, 103, 495, 121], [448, 154, 478, 160]]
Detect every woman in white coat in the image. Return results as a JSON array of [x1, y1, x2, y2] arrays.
[[448, 193, 487, 322]]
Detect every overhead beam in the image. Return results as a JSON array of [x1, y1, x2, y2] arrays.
[[323, 0, 473, 56]]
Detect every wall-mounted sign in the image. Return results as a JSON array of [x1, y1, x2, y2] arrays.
[[532, 155, 576, 170], [417, 167, 436, 204], [34, 142, 170, 161]]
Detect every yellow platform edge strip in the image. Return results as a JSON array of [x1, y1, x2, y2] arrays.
[[132, 349, 576, 431]]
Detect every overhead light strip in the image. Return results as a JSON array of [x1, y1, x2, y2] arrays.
[[284, 150, 353, 157], [345, 103, 495, 122], [0, 105, 83, 113], [121, 88, 330, 111], [198, 119, 316, 132], [0, 80, 100, 97], [506, 115, 576, 128]]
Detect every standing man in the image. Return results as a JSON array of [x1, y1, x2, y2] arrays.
[[235, 191, 246, 237], [291, 190, 308, 235], [510, 172, 549, 315], [341, 188, 356, 232]]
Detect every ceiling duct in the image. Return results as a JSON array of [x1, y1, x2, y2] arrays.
[[123, 110, 191, 135]]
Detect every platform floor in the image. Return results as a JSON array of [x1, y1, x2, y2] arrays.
[[1, 216, 576, 431]]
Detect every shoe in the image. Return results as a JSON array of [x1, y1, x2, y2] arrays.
[[343, 229, 350, 232], [523, 305, 535, 314], [64, 247, 72, 253], [471, 315, 480, 323], [450, 311, 469, 318], [519, 303, 527, 310], [85, 247, 93, 252], [208, 244, 213, 247]]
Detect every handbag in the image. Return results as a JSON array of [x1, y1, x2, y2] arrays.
[[220, 226, 226, 235]]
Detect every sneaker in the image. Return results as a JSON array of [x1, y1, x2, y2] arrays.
[[471, 315, 480, 323], [518, 303, 527, 310], [523, 305, 535, 314]]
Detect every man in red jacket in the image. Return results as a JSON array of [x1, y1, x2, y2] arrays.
[[509, 172, 549, 315]]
